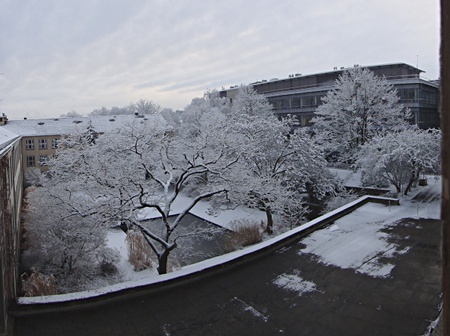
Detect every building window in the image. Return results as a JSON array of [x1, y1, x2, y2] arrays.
[[39, 155, 48, 166], [291, 98, 301, 108], [26, 156, 35, 167], [39, 139, 48, 149], [302, 96, 317, 107], [25, 139, 35, 150], [52, 138, 59, 149]]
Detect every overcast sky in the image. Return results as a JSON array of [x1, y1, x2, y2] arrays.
[[0, 0, 440, 120]]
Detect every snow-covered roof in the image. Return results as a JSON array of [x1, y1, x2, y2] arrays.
[[2, 114, 166, 137], [0, 127, 20, 153]]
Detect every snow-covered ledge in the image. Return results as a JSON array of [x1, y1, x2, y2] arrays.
[[15, 195, 399, 313]]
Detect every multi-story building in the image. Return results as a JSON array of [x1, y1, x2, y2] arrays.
[[220, 63, 440, 129]]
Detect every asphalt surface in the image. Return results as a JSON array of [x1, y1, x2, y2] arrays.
[[13, 214, 441, 335]]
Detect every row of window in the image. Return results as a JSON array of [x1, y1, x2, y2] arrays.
[[26, 155, 48, 167], [397, 89, 439, 104], [25, 138, 58, 150], [269, 95, 326, 110]]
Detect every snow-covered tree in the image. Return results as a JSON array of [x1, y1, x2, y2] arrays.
[[356, 127, 441, 195], [83, 120, 99, 145], [129, 99, 161, 115], [225, 86, 338, 233], [88, 99, 161, 116], [60, 110, 83, 118], [48, 115, 237, 275], [21, 186, 117, 293], [231, 85, 273, 118], [312, 67, 411, 162], [29, 87, 339, 281]]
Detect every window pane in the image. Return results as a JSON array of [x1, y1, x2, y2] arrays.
[[26, 156, 35, 167]]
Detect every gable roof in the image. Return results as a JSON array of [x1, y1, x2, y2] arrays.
[[2, 114, 166, 137]]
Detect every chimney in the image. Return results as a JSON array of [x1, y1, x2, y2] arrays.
[[0, 113, 7, 125]]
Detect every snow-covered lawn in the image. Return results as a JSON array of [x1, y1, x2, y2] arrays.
[[138, 193, 267, 230], [330, 168, 363, 188], [106, 229, 159, 282]]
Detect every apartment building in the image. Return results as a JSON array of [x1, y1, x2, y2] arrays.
[[220, 63, 440, 129]]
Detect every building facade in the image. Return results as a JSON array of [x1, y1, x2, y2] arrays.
[[220, 63, 440, 129], [0, 128, 23, 335]]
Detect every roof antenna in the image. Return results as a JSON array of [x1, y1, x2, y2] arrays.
[[416, 55, 419, 69]]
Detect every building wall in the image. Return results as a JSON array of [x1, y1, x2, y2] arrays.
[[0, 138, 23, 335], [220, 63, 440, 129], [22, 135, 60, 174]]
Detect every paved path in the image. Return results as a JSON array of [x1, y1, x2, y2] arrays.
[[13, 214, 441, 335]]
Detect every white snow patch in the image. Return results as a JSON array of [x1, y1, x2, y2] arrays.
[[396, 246, 411, 255], [299, 178, 441, 278], [138, 193, 267, 230], [232, 297, 269, 322], [329, 168, 363, 187], [328, 224, 340, 232], [300, 203, 400, 278], [106, 229, 158, 281], [273, 273, 317, 296]]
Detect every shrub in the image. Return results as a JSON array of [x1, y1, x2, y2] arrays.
[[126, 230, 153, 271], [224, 219, 264, 252], [20, 268, 57, 297]]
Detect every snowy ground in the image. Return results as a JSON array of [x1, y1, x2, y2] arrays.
[[138, 193, 267, 230], [330, 168, 363, 188]]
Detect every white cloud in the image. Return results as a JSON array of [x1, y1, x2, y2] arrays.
[[0, 0, 440, 119]]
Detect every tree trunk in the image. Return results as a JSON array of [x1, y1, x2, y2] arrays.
[[157, 250, 170, 275], [404, 170, 418, 195], [265, 206, 273, 235]]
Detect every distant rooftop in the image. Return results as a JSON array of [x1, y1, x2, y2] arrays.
[[224, 63, 429, 91], [2, 114, 165, 137]]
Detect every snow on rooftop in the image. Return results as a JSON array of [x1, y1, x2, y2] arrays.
[[1, 114, 166, 137]]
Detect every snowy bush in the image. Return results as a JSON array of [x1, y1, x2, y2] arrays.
[[21, 186, 120, 293], [356, 127, 441, 195], [20, 269, 57, 297], [126, 230, 153, 271], [224, 219, 264, 251]]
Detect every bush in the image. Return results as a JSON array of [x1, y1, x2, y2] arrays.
[[20, 268, 57, 297], [126, 230, 153, 271], [224, 219, 264, 252]]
